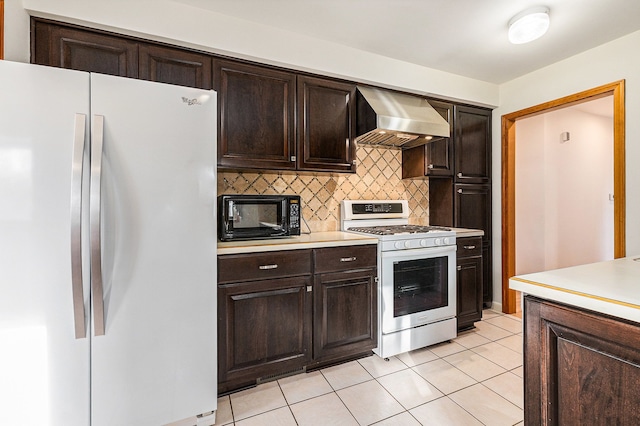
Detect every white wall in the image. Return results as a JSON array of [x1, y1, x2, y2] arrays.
[[495, 30, 640, 306], [4, 0, 499, 107], [516, 106, 614, 275]]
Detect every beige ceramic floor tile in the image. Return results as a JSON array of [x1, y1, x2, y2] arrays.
[[278, 370, 333, 405], [337, 380, 404, 425], [427, 340, 467, 358], [454, 330, 492, 349], [215, 395, 234, 425], [444, 349, 506, 382], [371, 411, 421, 426], [235, 406, 297, 426], [290, 392, 358, 426], [471, 342, 523, 370], [511, 366, 524, 377], [495, 334, 523, 354], [409, 397, 483, 425], [229, 381, 287, 421], [396, 346, 438, 367], [321, 359, 373, 390], [449, 383, 524, 426], [483, 371, 524, 409], [482, 309, 502, 320], [358, 354, 407, 378], [473, 320, 513, 341], [412, 358, 477, 395], [377, 368, 443, 409], [485, 315, 523, 334]]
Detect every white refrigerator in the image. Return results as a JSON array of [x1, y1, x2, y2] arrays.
[[0, 60, 217, 426]]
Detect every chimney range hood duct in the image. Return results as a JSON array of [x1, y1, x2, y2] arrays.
[[355, 86, 450, 149]]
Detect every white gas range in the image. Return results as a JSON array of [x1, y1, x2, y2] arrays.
[[341, 200, 457, 358]]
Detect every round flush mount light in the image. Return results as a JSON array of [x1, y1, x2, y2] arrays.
[[508, 6, 550, 44]]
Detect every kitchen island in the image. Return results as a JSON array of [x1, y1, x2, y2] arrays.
[[510, 256, 640, 425]]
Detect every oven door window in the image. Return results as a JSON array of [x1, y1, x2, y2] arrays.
[[393, 256, 448, 317]]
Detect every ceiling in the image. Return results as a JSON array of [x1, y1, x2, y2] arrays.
[[175, 0, 640, 84]]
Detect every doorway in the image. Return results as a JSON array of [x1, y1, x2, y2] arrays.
[[501, 81, 626, 314]]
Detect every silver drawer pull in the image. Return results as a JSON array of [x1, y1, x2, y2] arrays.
[[464, 245, 476, 250], [457, 266, 462, 271], [457, 172, 463, 178], [259, 264, 278, 270], [457, 188, 463, 194], [340, 257, 357, 262]]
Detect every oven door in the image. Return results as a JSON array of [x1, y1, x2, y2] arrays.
[[380, 245, 456, 334]]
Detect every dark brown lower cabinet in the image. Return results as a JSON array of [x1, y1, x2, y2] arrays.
[[456, 237, 483, 331], [524, 296, 640, 425], [313, 269, 377, 363], [218, 276, 312, 394], [217, 244, 377, 393]]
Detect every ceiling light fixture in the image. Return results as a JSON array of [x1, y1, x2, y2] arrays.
[[508, 6, 550, 44]]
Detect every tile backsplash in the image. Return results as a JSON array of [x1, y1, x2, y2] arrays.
[[217, 146, 430, 232]]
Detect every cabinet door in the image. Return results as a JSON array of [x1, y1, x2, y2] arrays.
[[297, 76, 356, 173], [214, 59, 297, 171], [482, 243, 492, 308], [454, 183, 491, 241], [138, 43, 212, 89], [456, 254, 483, 331], [31, 19, 138, 77], [402, 100, 454, 178], [524, 296, 640, 425], [218, 276, 312, 393], [314, 269, 377, 361], [454, 105, 491, 183]]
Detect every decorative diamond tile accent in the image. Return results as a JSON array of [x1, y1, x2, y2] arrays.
[[216, 146, 431, 230]]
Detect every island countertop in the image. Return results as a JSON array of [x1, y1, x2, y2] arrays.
[[510, 256, 640, 323]]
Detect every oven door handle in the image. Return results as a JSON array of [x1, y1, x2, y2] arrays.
[[383, 245, 457, 259]]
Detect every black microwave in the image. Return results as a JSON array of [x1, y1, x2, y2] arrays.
[[218, 194, 301, 241]]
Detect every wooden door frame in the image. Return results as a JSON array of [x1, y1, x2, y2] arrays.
[[1, 0, 4, 60], [501, 81, 626, 313]]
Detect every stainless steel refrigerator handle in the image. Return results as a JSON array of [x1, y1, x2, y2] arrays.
[[90, 115, 106, 336], [71, 113, 87, 339]]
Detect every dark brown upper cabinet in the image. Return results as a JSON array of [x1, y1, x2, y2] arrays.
[[454, 105, 492, 183], [138, 44, 212, 89], [214, 59, 297, 171], [32, 18, 138, 78], [297, 76, 357, 173], [402, 100, 454, 178]]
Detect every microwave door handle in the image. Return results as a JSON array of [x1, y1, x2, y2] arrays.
[[90, 114, 106, 336], [70, 113, 87, 339]]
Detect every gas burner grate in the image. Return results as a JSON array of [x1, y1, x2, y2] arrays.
[[347, 225, 452, 236]]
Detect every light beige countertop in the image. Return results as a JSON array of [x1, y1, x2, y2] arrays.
[[510, 256, 640, 323], [217, 231, 378, 255], [451, 228, 484, 238]]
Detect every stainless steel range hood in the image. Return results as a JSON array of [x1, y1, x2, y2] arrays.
[[355, 86, 450, 149]]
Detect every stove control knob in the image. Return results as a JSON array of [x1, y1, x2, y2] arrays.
[[394, 241, 404, 250], [443, 237, 453, 245], [434, 238, 443, 246], [420, 239, 429, 247], [405, 241, 412, 249]]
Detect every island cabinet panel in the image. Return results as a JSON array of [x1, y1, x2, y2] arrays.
[[138, 43, 212, 89], [297, 76, 357, 173], [214, 59, 297, 171], [402, 100, 454, 178], [456, 237, 483, 330], [454, 105, 491, 184], [31, 19, 138, 78], [524, 296, 640, 425]]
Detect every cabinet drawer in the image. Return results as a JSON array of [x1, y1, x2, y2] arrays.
[[218, 250, 312, 284], [314, 245, 377, 273], [457, 237, 482, 257]]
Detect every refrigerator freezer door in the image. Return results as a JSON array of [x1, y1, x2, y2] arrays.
[[0, 61, 91, 425], [89, 74, 217, 426]]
